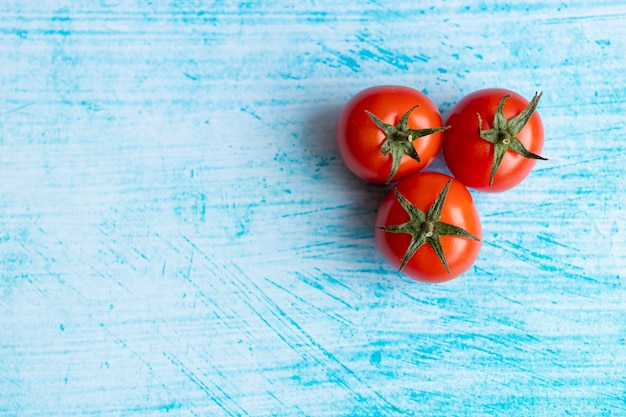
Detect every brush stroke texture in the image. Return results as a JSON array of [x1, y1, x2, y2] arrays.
[[1, 1, 625, 416]]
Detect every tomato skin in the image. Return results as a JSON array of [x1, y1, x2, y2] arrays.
[[443, 88, 545, 192], [336, 85, 445, 184], [374, 172, 482, 283]]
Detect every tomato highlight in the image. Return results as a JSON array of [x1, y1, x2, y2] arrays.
[[375, 172, 482, 283], [443, 88, 546, 192], [336, 86, 447, 184]]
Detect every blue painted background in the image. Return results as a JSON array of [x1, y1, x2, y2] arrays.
[[1, 1, 624, 416]]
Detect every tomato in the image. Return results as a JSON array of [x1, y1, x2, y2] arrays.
[[336, 85, 447, 184], [442, 88, 546, 192], [375, 172, 482, 283]]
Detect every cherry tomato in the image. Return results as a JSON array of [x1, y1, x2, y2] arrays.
[[443, 88, 546, 192], [336, 85, 447, 184], [375, 172, 482, 283]]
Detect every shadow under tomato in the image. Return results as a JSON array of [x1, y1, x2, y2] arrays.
[[300, 102, 392, 266]]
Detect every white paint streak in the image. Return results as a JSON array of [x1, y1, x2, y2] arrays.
[[1, 1, 625, 416]]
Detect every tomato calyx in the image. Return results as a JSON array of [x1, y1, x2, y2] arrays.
[[378, 179, 480, 272], [477, 92, 548, 186], [366, 105, 448, 184]]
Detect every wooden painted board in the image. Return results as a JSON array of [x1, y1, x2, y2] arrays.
[[1, 1, 624, 416]]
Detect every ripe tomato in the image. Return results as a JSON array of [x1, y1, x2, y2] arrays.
[[336, 85, 447, 184], [375, 172, 482, 283], [443, 88, 546, 192]]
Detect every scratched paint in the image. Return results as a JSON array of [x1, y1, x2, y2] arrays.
[[0, 1, 625, 416]]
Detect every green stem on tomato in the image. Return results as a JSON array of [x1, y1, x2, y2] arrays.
[[378, 180, 480, 273], [366, 105, 448, 185], [477, 92, 547, 186]]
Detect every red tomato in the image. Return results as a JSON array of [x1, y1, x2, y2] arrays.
[[375, 172, 482, 283], [336, 85, 447, 184], [443, 88, 546, 192]]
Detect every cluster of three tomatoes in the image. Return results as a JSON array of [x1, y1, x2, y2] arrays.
[[336, 86, 546, 283]]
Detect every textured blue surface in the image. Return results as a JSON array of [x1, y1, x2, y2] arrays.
[[1, 1, 625, 416]]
